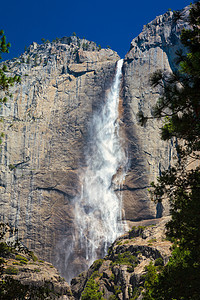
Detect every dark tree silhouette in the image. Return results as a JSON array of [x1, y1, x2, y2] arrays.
[[141, 2, 200, 299]]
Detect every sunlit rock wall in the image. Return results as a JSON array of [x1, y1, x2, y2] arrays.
[[0, 37, 119, 271], [121, 6, 189, 221]]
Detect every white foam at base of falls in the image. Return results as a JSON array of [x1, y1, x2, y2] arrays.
[[74, 59, 127, 267]]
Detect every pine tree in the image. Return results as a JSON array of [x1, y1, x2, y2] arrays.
[[140, 2, 200, 299], [0, 30, 21, 102], [0, 30, 21, 144]]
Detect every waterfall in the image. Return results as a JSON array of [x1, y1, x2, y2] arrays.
[[74, 59, 126, 265], [61, 59, 127, 282]]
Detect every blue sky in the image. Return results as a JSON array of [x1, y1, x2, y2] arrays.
[[1, 0, 191, 60]]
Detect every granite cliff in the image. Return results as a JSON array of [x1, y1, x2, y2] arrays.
[[121, 6, 189, 220], [0, 6, 189, 284], [0, 36, 120, 279]]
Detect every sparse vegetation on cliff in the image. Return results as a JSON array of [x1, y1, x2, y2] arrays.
[[70, 219, 171, 299], [0, 223, 72, 299]]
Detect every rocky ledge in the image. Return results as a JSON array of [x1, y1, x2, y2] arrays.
[[0, 243, 73, 299], [0, 217, 171, 299], [71, 217, 171, 299]]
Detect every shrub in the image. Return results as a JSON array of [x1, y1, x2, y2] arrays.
[[109, 273, 115, 283], [114, 285, 121, 295], [28, 251, 38, 261], [8, 164, 16, 171], [0, 242, 12, 257], [91, 271, 99, 279], [5, 266, 19, 275], [116, 241, 122, 245], [12, 262, 20, 265], [154, 257, 164, 267], [123, 240, 129, 244], [112, 251, 138, 267], [108, 296, 117, 300], [92, 259, 104, 271], [81, 277, 104, 300], [33, 268, 41, 273], [127, 265, 135, 273], [128, 226, 146, 238], [148, 238, 157, 244], [15, 255, 28, 263]]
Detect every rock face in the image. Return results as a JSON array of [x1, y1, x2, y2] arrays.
[[121, 7, 189, 221], [0, 6, 189, 283], [0, 240, 73, 299], [71, 217, 171, 299], [0, 36, 119, 279]]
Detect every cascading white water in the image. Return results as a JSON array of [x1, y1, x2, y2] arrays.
[[73, 59, 127, 268]]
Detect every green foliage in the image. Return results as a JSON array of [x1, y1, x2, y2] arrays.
[[0, 242, 12, 257], [127, 265, 135, 273], [91, 270, 100, 279], [123, 240, 129, 244], [92, 258, 104, 271], [148, 238, 157, 244], [128, 225, 146, 238], [0, 277, 58, 299], [81, 277, 105, 300], [113, 285, 121, 295], [0, 30, 21, 107], [15, 254, 28, 264], [116, 240, 122, 245], [143, 248, 200, 299], [130, 286, 144, 300], [0, 223, 16, 241], [154, 257, 164, 267], [8, 164, 16, 171], [82, 42, 89, 50], [33, 268, 41, 273], [139, 3, 200, 299], [41, 38, 50, 44], [4, 266, 19, 275], [142, 262, 159, 300], [109, 273, 115, 282], [0, 212, 53, 300], [0, 30, 10, 59], [108, 296, 118, 300], [112, 251, 138, 267], [12, 261, 20, 265], [28, 250, 38, 261]]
